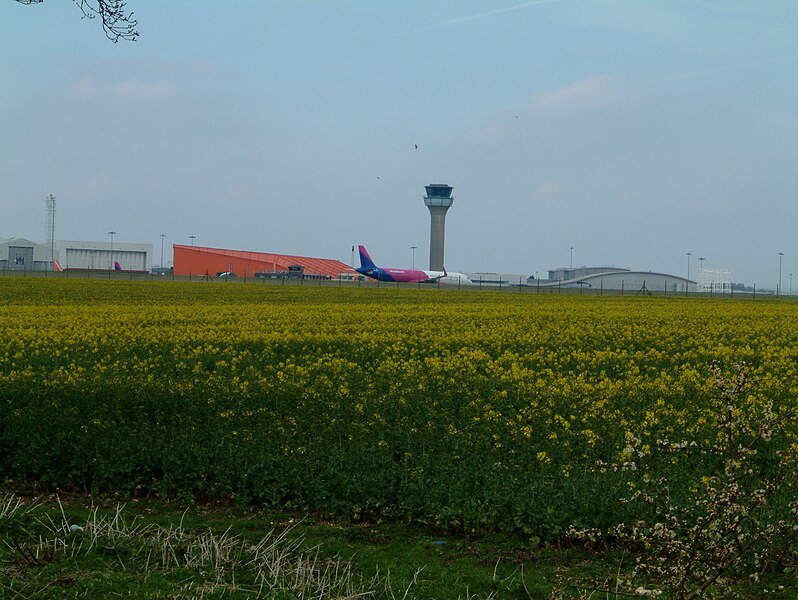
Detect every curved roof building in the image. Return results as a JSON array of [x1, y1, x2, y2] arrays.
[[174, 245, 354, 279], [530, 266, 696, 294]]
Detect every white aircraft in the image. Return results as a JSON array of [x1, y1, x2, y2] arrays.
[[356, 246, 472, 285]]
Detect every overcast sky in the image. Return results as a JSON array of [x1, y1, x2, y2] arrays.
[[2, 1, 796, 286]]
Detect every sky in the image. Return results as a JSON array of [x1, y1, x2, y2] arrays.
[[2, 1, 797, 287]]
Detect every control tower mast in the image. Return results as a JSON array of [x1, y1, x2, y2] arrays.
[[423, 183, 453, 272]]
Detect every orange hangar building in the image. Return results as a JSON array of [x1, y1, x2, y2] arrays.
[[173, 245, 356, 280]]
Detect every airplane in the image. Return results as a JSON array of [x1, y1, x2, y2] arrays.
[[114, 261, 122, 271], [355, 245, 472, 285]]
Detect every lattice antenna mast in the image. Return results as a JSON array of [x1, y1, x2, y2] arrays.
[[45, 194, 56, 270]]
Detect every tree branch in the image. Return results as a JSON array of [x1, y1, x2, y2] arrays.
[[14, 0, 139, 42]]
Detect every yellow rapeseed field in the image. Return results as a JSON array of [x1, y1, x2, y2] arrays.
[[1, 277, 796, 535]]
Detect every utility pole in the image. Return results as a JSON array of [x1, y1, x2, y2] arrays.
[[108, 231, 116, 270], [45, 194, 56, 270]]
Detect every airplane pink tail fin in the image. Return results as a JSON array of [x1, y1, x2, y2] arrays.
[[357, 245, 377, 271], [114, 261, 122, 271]]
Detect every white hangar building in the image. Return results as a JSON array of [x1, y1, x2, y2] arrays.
[[56, 240, 153, 273], [0, 237, 152, 273], [0, 237, 53, 271]]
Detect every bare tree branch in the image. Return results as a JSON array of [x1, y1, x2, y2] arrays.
[[14, 0, 139, 42]]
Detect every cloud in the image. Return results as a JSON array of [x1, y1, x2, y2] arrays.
[[650, 53, 798, 85], [533, 75, 631, 113], [69, 78, 178, 101], [528, 179, 578, 207], [462, 123, 509, 144]]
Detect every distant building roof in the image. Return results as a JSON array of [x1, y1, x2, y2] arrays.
[[173, 245, 355, 279]]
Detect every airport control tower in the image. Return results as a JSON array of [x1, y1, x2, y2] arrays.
[[423, 183, 454, 272]]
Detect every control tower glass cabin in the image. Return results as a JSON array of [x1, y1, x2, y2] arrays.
[[423, 184, 454, 272]]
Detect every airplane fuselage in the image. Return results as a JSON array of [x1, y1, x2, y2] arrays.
[[356, 245, 472, 285], [357, 266, 443, 284]]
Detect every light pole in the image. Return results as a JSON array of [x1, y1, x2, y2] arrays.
[[778, 252, 784, 296], [411, 245, 417, 270], [697, 257, 705, 292], [790, 273, 793, 294], [108, 231, 116, 270], [569, 246, 574, 269], [686, 252, 692, 293], [189, 235, 196, 246], [160, 234, 166, 268]]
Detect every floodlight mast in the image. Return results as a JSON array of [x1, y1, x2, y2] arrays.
[[45, 194, 56, 270]]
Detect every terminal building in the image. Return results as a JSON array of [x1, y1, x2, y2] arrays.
[[530, 266, 695, 293]]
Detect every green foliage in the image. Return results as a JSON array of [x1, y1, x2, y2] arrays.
[[568, 363, 798, 598]]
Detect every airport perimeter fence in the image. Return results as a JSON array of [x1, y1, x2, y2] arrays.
[[0, 266, 782, 299]]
